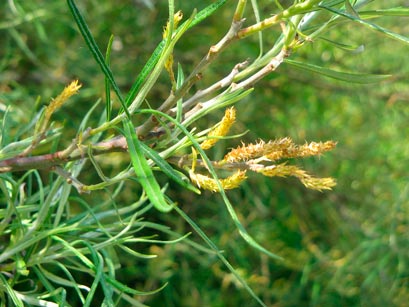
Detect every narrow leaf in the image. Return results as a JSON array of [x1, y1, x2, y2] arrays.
[[123, 119, 173, 212], [320, 37, 364, 53], [320, 4, 409, 45], [123, 0, 227, 108], [124, 41, 165, 109], [105, 35, 114, 121], [174, 206, 267, 307], [285, 59, 391, 83], [67, 0, 129, 118], [359, 7, 409, 17], [140, 142, 201, 194], [106, 276, 168, 295], [345, 0, 359, 18], [0, 274, 24, 307], [176, 63, 184, 122]]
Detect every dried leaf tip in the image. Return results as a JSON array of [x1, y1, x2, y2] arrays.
[[201, 107, 236, 150]]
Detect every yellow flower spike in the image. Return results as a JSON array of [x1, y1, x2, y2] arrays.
[[201, 107, 236, 150], [189, 170, 247, 192], [45, 80, 81, 120], [253, 162, 336, 191], [253, 162, 302, 177], [224, 138, 336, 162], [191, 147, 198, 172], [300, 176, 336, 192], [163, 11, 183, 40], [163, 11, 183, 89]]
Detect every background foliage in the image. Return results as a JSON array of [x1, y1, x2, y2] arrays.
[[1, 0, 409, 306]]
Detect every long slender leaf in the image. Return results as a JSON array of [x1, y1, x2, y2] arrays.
[[320, 4, 409, 44], [176, 63, 184, 122], [105, 276, 167, 296], [285, 59, 391, 83], [319, 37, 364, 53], [139, 142, 201, 194], [123, 119, 173, 212], [124, 0, 228, 108], [174, 206, 267, 307], [105, 35, 114, 121], [66, 0, 130, 118], [0, 274, 24, 307], [359, 7, 409, 18]]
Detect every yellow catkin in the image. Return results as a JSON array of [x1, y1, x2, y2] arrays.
[[300, 176, 336, 191], [223, 138, 289, 162], [224, 138, 336, 162], [163, 11, 183, 86], [201, 107, 236, 150], [265, 140, 337, 160], [189, 170, 247, 192], [45, 80, 81, 119], [163, 11, 183, 39], [253, 162, 336, 191]]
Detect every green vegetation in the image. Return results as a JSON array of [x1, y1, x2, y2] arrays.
[[1, 0, 409, 306]]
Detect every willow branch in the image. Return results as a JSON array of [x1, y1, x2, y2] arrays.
[[137, 15, 246, 138]]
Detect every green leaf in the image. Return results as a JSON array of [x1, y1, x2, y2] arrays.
[[105, 35, 114, 121], [319, 37, 364, 53], [188, 0, 228, 29], [320, 3, 409, 45], [345, 0, 359, 18], [106, 276, 168, 296], [176, 63, 184, 122], [66, 0, 130, 118], [285, 59, 391, 83], [174, 206, 267, 307], [0, 274, 24, 307], [123, 0, 227, 109], [139, 142, 201, 194], [123, 119, 173, 212], [359, 7, 409, 18], [123, 41, 165, 109]]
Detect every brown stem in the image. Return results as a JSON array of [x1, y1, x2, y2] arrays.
[[0, 136, 128, 173]]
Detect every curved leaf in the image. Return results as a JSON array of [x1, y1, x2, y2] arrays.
[[285, 59, 391, 83], [123, 119, 173, 213]]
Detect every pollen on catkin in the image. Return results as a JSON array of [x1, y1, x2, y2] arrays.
[[163, 11, 183, 39], [189, 169, 247, 192], [224, 138, 337, 163], [45, 80, 81, 122], [253, 162, 336, 191], [200, 107, 236, 150]]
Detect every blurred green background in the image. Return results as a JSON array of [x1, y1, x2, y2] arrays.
[[1, 0, 409, 306]]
